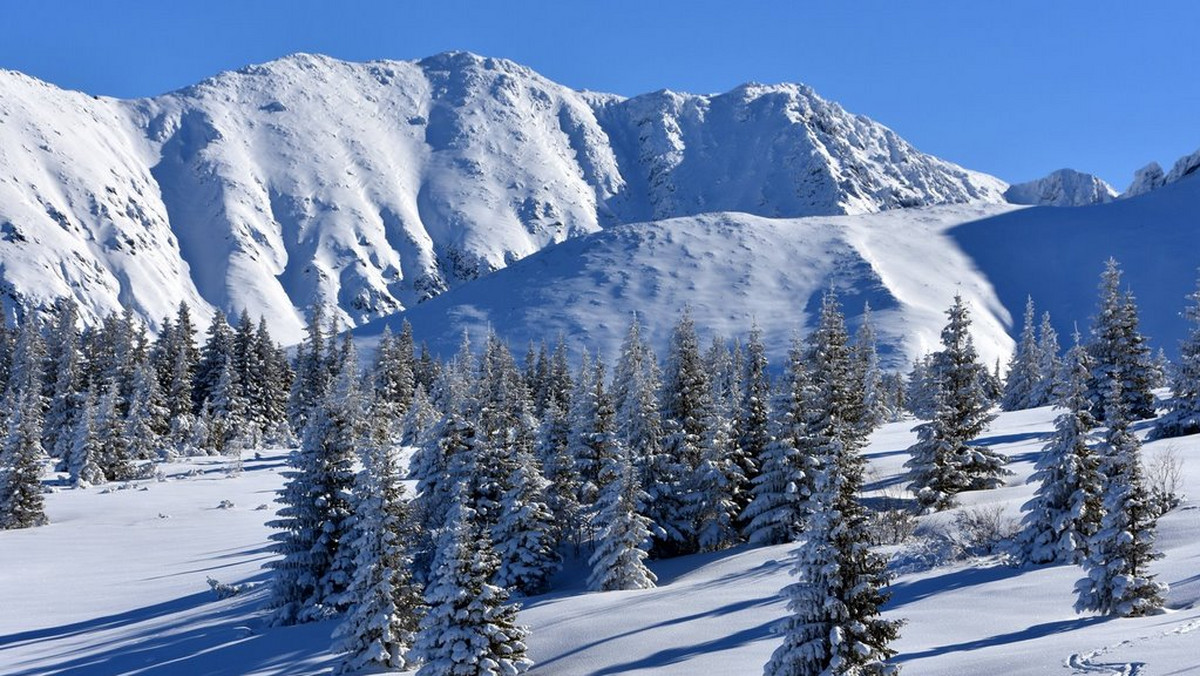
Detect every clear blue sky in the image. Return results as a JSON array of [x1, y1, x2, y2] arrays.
[[2, 1, 1196, 188]]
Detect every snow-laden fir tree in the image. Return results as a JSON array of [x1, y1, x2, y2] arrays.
[[764, 299, 901, 674], [734, 324, 771, 521], [905, 295, 1008, 510], [1001, 296, 1043, 411], [202, 353, 247, 458], [565, 351, 607, 522], [610, 315, 663, 504], [125, 359, 168, 461], [851, 303, 887, 432], [1074, 382, 1167, 617], [1030, 311, 1061, 407], [741, 337, 815, 545], [331, 408, 425, 674], [1153, 274, 1200, 439], [44, 298, 84, 463], [655, 308, 714, 556], [94, 388, 135, 481], [0, 386, 49, 529], [492, 420, 561, 596], [287, 303, 330, 433], [535, 397, 580, 550], [691, 409, 742, 552], [413, 487, 532, 676], [67, 389, 105, 486], [588, 435, 657, 591], [0, 321, 49, 529], [1086, 259, 1157, 421], [904, 354, 938, 419], [266, 337, 362, 625], [1014, 335, 1103, 565]]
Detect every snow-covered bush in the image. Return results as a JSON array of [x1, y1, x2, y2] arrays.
[[1144, 444, 1185, 518]]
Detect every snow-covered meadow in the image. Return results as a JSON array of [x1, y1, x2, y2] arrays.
[[3, 404, 1197, 675]]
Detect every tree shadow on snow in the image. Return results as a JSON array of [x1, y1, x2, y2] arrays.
[[895, 615, 1107, 664], [0, 577, 334, 675]]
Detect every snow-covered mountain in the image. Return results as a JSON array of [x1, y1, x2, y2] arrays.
[[1122, 145, 1200, 198], [366, 169, 1200, 369], [1003, 168, 1116, 206], [0, 52, 1007, 342]]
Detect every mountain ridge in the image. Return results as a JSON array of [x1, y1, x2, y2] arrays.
[[0, 51, 1006, 342]]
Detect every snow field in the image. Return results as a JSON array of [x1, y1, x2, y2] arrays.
[[2, 405, 1198, 674]]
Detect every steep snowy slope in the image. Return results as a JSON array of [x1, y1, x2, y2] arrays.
[[0, 53, 1005, 341], [0, 69, 212, 330], [359, 203, 1022, 370], [1003, 168, 1116, 206], [951, 172, 1200, 358], [367, 171, 1200, 369]]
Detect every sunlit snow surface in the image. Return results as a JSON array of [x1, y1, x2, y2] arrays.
[[3, 406, 1199, 675]]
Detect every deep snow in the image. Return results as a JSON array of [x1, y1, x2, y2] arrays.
[[3, 405, 1199, 675]]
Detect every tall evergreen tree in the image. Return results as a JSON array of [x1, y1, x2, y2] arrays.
[[734, 325, 771, 521], [588, 435, 657, 591], [1030, 311, 1061, 407], [413, 491, 533, 676], [288, 303, 330, 433], [1, 322, 49, 529], [266, 338, 362, 625], [1074, 382, 1167, 617], [67, 388, 105, 486], [94, 388, 135, 481], [1014, 336, 1103, 565], [905, 295, 1008, 510], [764, 299, 901, 675], [125, 359, 168, 461], [44, 298, 83, 461], [610, 315, 663, 500], [1001, 296, 1043, 411], [332, 415, 424, 674], [741, 338, 815, 545], [1086, 259, 1157, 421]]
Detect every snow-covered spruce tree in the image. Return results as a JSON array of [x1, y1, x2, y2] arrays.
[[1001, 296, 1043, 411], [493, 427, 561, 595], [1086, 259, 1157, 422], [610, 315, 663, 504], [741, 337, 815, 545], [203, 353, 247, 457], [1029, 311, 1061, 407], [851, 302, 887, 432], [413, 490, 532, 676], [905, 295, 1008, 511], [67, 389, 105, 486], [331, 412, 424, 674], [655, 308, 715, 556], [153, 303, 199, 446], [44, 297, 84, 463], [692, 406, 742, 552], [734, 325, 772, 522], [537, 397, 582, 552], [194, 309, 234, 415], [1153, 274, 1200, 439], [1, 319, 50, 529], [1014, 336, 1103, 565], [565, 351, 607, 522], [588, 435, 657, 591], [1074, 382, 1167, 617], [94, 388, 136, 481], [265, 338, 363, 626], [764, 307, 902, 676], [287, 303, 330, 433], [0, 386, 50, 529], [125, 359, 168, 461], [904, 354, 938, 420], [254, 316, 294, 443], [369, 324, 416, 440]]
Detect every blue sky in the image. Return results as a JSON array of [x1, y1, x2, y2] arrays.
[[2, 1, 1196, 188]]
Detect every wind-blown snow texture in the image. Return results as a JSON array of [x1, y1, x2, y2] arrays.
[[0, 52, 1006, 342]]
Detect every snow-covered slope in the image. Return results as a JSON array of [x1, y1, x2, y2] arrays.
[[358, 203, 1021, 370], [365, 170, 1200, 368], [3, 405, 1199, 675], [0, 53, 1005, 341], [1003, 168, 1116, 206]]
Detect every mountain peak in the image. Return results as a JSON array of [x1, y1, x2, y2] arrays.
[[1003, 168, 1116, 206]]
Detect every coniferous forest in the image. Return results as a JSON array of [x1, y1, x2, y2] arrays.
[[0, 257, 1192, 674]]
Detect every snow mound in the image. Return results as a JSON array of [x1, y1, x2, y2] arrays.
[[1003, 168, 1116, 206]]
